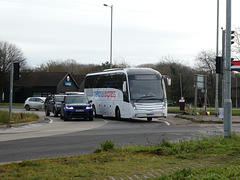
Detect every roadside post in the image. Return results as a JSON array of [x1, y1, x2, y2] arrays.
[[194, 75, 207, 116], [179, 97, 185, 111]]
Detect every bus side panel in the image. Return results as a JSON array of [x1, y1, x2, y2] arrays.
[[85, 88, 102, 115], [85, 88, 128, 118], [120, 102, 134, 119]]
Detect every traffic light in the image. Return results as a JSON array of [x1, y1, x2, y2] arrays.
[[14, 63, 20, 80], [216, 56, 222, 74], [231, 31, 235, 45]]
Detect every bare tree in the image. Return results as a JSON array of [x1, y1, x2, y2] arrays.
[[232, 27, 240, 60], [195, 50, 216, 73], [34, 59, 98, 75], [0, 41, 27, 100], [113, 57, 131, 68], [195, 50, 217, 105]]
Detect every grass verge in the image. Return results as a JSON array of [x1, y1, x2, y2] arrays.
[[0, 110, 39, 125], [1, 133, 240, 179]]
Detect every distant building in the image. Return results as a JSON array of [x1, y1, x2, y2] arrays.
[[2, 72, 85, 103]]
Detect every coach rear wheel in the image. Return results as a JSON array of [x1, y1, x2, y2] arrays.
[[115, 107, 121, 120]]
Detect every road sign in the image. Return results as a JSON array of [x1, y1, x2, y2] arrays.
[[231, 60, 240, 71], [194, 74, 206, 89]]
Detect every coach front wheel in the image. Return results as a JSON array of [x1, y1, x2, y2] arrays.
[[147, 117, 152, 122]]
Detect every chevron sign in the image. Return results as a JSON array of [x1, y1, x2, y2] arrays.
[[231, 60, 240, 70]]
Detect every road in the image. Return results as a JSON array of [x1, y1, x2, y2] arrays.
[[0, 107, 238, 164]]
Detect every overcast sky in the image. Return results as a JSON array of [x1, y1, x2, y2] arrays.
[[0, 0, 240, 67]]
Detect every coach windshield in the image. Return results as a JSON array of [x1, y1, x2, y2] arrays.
[[128, 74, 165, 102]]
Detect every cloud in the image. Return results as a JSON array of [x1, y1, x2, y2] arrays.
[[0, 0, 240, 67]]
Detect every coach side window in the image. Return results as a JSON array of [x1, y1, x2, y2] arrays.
[[85, 75, 100, 88]]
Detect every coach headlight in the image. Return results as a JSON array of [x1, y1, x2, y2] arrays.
[[131, 102, 137, 110]]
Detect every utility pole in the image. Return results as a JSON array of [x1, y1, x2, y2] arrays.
[[215, 0, 220, 117], [103, 4, 113, 69], [9, 60, 13, 122], [179, 73, 182, 98], [224, 0, 232, 137]]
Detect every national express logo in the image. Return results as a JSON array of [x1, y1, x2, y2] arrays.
[[95, 90, 116, 98]]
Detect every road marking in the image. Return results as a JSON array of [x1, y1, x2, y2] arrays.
[[164, 121, 170, 126]]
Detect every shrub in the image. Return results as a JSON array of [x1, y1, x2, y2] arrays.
[[95, 140, 115, 153]]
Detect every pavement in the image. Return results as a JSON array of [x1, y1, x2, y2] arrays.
[[175, 114, 240, 123]]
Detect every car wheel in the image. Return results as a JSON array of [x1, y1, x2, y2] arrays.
[[89, 117, 93, 121], [25, 105, 30, 111], [60, 112, 63, 119], [63, 113, 68, 121], [45, 108, 50, 116], [53, 108, 58, 117]]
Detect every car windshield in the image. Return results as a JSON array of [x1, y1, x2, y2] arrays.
[[55, 96, 65, 102], [65, 96, 88, 104], [128, 74, 165, 102]]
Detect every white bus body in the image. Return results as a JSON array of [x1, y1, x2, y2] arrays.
[[84, 68, 170, 121]]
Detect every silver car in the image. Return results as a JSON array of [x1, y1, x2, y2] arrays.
[[24, 97, 46, 111]]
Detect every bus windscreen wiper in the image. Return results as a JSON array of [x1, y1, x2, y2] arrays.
[[136, 95, 160, 102]]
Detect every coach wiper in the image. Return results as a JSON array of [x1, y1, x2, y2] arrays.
[[136, 95, 161, 102]]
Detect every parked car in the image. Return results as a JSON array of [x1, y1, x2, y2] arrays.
[[60, 95, 93, 121], [24, 97, 46, 111], [45, 94, 66, 117]]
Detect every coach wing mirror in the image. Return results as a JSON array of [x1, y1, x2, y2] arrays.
[[163, 75, 171, 86], [122, 81, 127, 92], [167, 78, 171, 86]]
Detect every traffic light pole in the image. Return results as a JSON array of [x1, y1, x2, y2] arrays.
[[222, 29, 226, 108], [224, 0, 232, 137]]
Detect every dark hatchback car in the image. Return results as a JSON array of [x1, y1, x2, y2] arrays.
[[60, 95, 93, 121], [45, 94, 66, 117]]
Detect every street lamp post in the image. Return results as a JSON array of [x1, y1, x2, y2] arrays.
[[103, 4, 113, 69], [179, 73, 183, 98], [224, 0, 232, 137]]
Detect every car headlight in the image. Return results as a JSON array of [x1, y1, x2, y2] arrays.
[[66, 106, 74, 110], [86, 105, 92, 110]]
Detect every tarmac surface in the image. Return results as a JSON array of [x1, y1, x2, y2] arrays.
[[0, 105, 239, 128]]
